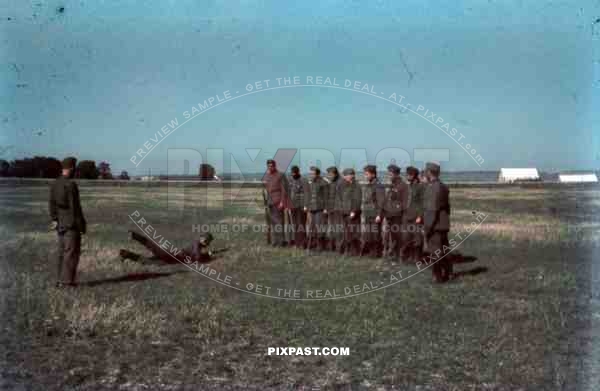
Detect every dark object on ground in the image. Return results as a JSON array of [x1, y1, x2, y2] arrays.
[[55, 282, 76, 288], [405, 251, 478, 265], [78, 271, 188, 287], [119, 249, 140, 261], [450, 254, 478, 264], [451, 266, 489, 280]]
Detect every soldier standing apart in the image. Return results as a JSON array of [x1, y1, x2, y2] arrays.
[[401, 166, 425, 263], [304, 166, 328, 252], [383, 164, 408, 259], [262, 159, 289, 247], [423, 162, 452, 283], [286, 165, 307, 248], [338, 168, 362, 255], [360, 165, 386, 257], [324, 166, 343, 252], [49, 157, 86, 288]]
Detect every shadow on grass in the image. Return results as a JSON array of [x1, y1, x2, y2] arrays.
[[452, 266, 489, 280], [451, 254, 478, 264], [77, 270, 189, 287]]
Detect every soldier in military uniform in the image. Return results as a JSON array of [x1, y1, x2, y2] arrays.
[[49, 157, 86, 287], [304, 166, 328, 252], [338, 168, 362, 256], [262, 159, 289, 247], [324, 166, 343, 252], [286, 165, 307, 248], [423, 162, 452, 283], [382, 164, 408, 259], [360, 165, 386, 257], [401, 166, 425, 263]]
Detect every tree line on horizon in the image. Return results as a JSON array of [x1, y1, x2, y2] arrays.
[[0, 157, 221, 181], [0, 156, 128, 180]]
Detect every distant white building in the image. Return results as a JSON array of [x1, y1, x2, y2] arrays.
[[558, 173, 598, 183], [498, 168, 540, 183], [140, 176, 158, 181]]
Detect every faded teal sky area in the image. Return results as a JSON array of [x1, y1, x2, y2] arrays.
[[1, 0, 599, 175]]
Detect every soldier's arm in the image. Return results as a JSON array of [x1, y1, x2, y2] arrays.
[[302, 181, 308, 209], [400, 185, 409, 214], [280, 174, 290, 208], [322, 181, 329, 211], [353, 184, 362, 213], [424, 184, 441, 237], [446, 186, 451, 216], [376, 183, 386, 218], [415, 184, 425, 218], [49, 183, 57, 221], [70, 182, 86, 234]]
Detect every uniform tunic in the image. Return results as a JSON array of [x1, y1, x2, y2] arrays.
[[325, 176, 343, 247], [360, 179, 385, 256], [287, 175, 307, 246], [337, 179, 362, 255], [383, 178, 408, 257], [304, 176, 328, 247], [402, 180, 425, 261]]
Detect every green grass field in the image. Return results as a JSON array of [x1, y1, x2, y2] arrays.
[[1, 184, 599, 390]]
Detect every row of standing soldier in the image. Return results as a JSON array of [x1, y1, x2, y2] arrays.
[[262, 159, 453, 283]]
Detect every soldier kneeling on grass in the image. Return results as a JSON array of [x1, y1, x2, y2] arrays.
[[119, 231, 226, 264]]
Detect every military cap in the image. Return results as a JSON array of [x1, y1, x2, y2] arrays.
[[363, 165, 377, 174], [342, 168, 355, 176], [62, 156, 77, 169], [290, 165, 300, 173], [406, 166, 419, 176], [326, 166, 338, 174], [387, 164, 400, 174], [425, 162, 440, 174], [266, 159, 276, 166], [309, 166, 320, 174]]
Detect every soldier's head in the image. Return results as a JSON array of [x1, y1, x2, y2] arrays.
[[342, 168, 355, 183], [199, 232, 214, 246], [425, 162, 440, 180], [290, 165, 301, 178], [266, 159, 277, 174], [326, 166, 339, 181], [387, 164, 401, 180], [406, 166, 420, 182], [62, 157, 77, 178], [309, 166, 320, 180], [363, 165, 377, 182]]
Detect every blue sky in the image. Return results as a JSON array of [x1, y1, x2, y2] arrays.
[[1, 0, 599, 175]]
